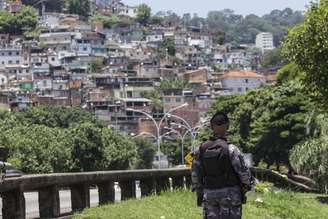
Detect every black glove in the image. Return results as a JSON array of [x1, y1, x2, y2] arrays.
[[197, 192, 203, 207]]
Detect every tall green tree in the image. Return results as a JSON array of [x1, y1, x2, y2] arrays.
[[0, 6, 37, 35], [0, 107, 137, 173], [65, 0, 90, 17], [161, 38, 176, 56], [136, 4, 151, 25], [261, 48, 286, 68], [134, 137, 156, 169], [290, 113, 328, 191], [276, 62, 304, 84], [17, 106, 98, 128], [5, 125, 72, 173], [283, 1, 328, 107], [160, 77, 186, 89], [101, 128, 137, 170], [88, 59, 104, 73], [210, 82, 311, 171]]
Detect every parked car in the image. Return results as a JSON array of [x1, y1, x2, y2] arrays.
[[0, 161, 23, 178]]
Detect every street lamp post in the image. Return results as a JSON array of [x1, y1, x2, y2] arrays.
[[126, 103, 188, 169], [167, 114, 203, 151]]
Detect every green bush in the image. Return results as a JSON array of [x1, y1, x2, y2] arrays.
[[0, 106, 138, 173]]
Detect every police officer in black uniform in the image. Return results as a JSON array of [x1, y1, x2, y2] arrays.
[[192, 112, 252, 219]]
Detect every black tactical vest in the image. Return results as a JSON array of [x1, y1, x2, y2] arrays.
[[200, 139, 240, 189]]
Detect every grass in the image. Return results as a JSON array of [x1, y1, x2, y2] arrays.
[[74, 189, 328, 219]]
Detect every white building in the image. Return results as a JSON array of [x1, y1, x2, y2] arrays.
[[34, 78, 52, 91], [0, 0, 6, 10], [39, 32, 76, 52], [255, 32, 275, 53], [38, 13, 64, 28], [146, 33, 163, 43], [6, 64, 32, 81], [0, 45, 23, 68], [118, 5, 137, 18], [220, 71, 266, 94]]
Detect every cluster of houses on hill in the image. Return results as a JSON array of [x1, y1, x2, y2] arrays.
[[0, 0, 276, 136]]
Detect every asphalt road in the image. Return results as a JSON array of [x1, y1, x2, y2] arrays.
[[0, 184, 141, 219]]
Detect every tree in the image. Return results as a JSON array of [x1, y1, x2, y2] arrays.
[[88, 59, 104, 73], [17, 106, 99, 128], [69, 123, 137, 171], [134, 137, 156, 169], [181, 13, 191, 27], [149, 16, 163, 25], [213, 31, 226, 45], [261, 48, 286, 68], [248, 84, 309, 171], [277, 62, 304, 84], [283, 1, 328, 107], [210, 82, 311, 171], [290, 113, 328, 191], [161, 137, 192, 166], [0, 107, 137, 173], [160, 38, 176, 57], [204, 8, 304, 45], [101, 128, 137, 170], [49, 123, 102, 172], [136, 4, 151, 25], [90, 13, 120, 28], [144, 90, 163, 109], [5, 125, 72, 173], [0, 6, 37, 35], [160, 77, 186, 90], [65, 0, 90, 18]]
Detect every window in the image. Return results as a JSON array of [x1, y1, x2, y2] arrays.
[[16, 60, 19, 64], [164, 97, 171, 103], [8, 60, 12, 64], [8, 52, 12, 56], [43, 80, 47, 86], [176, 97, 181, 103], [51, 57, 55, 61], [238, 88, 242, 92], [16, 52, 19, 55], [245, 79, 249, 83]]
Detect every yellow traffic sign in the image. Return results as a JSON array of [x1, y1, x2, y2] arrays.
[[185, 152, 193, 167]]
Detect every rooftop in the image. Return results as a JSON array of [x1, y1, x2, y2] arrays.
[[222, 71, 265, 79]]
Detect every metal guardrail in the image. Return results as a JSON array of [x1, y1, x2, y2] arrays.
[[0, 168, 191, 219]]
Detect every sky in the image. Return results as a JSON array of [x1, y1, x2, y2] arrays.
[[122, 0, 312, 17]]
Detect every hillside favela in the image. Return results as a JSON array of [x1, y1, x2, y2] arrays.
[[1, 0, 328, 218]]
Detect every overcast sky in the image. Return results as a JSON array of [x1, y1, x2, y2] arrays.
[[122, 0, 312, 17]]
